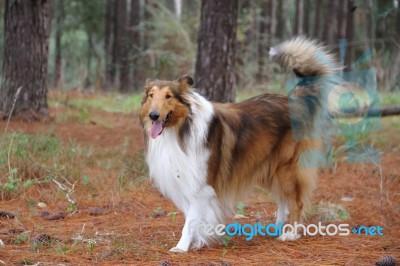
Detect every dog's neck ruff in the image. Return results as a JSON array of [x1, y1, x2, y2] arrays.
[[145, 92, 214, 213]]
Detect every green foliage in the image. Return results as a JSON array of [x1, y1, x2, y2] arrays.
[[12, 232, 29, 244], [0, 132, 92, 199], [236, 202, 247, 216]]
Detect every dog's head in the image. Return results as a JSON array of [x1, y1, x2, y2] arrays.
[[140, 75, 193, 139]]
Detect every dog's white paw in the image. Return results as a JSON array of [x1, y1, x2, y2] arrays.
[[169, 246, 187, 253], [277, 232, 301, 241]]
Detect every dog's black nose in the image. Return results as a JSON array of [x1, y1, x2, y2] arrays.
[[149, 111, 160, 121]]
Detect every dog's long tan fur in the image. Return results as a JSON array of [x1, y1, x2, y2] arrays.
[[140, 37, 340, 251]]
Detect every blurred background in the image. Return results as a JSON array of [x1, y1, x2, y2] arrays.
[[0, 0, 399, 93]]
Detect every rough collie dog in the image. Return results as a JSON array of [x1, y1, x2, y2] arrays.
[[140, 37, 340, 252]]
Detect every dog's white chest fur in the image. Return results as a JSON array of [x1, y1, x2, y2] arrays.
[[146, 93, 214, 213]]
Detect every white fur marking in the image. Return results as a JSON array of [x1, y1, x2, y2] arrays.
[[147, 92, 223, 251]]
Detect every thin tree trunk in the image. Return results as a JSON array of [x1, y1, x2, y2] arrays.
[[314, 0, 322, 39], [85, 35, 93, 88], [195, 0, 238, 102], [303, 0, 310, 36], [174, 0, 182, 20], [130, 0, 140, 90], [367, 0, 375, 51], [276, 0, 284, 40], [337, 0, 347, 40], [117, 0, 131, 92], [295, 0, 304, 35], [269, 0, 276, 42], [1, 0, 51, 120], [104, 0, 114, 90], [345, 0, 355, 70], [397, 0, 400, 37], [112, 0, 119, 88], [53, 0, 63, 90], [323, 0, 336, 45], [257, 0, 269, 81]]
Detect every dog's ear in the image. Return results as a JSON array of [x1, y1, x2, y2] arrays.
[[178, 75, 194, 92]]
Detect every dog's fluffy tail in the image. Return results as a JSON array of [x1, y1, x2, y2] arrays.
[[270, 36, 341, 140], [269, 36, 341, 77]]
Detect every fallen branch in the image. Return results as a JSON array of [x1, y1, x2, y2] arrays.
[[52, 178, 77, 207], [332, 105, 400, 118]]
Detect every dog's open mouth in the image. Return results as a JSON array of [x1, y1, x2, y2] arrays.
[[150, 111, 172, 139]]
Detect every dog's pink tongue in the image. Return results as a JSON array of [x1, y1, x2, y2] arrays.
[[150, 121, 163, 139]]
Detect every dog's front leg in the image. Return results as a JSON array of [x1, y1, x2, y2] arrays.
[[170, 207, 197, 253]]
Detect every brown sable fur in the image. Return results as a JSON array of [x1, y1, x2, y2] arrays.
[[206, 93, 320, 223]]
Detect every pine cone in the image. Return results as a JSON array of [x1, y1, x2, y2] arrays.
[[158, 260, 172, 266], [0, 211, 15, 219], [31, 234, 52, 245], [375, 255, 397, 266]]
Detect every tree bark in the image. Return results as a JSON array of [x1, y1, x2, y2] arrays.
[[276, 0, 284, 40], [323, 0, 336, 45], [104, 0, 114, 89], [345, 0, 355, 70], [114, 0, 131, 92], [294, 0, 304, 35], [337, 0, 347, 40], [195, 0, 238, 102], [1, 0, 51, 120], [303, 0, 310, 36], [130, 0, 140, 90], [53, 0, 63, 90], [257, 0, 269, 81], [314, 0, 323, 39]]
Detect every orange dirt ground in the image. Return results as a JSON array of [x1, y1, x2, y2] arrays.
[[0, 92, 399, 265]]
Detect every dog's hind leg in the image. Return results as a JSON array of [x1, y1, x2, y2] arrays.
[[275, 200, 288, 225], [275, 164, 314, 241]]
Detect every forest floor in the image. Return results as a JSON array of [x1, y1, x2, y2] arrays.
[[0, 90, 399, 265]]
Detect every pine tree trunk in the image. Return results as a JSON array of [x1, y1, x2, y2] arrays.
[[323, 0, 336, 45], [314, 0, 322, 39], [269, 0, 276, 41], [345, 0, 355, 70], [276, 0, 284, 40], [194, 0, 238, 102], [1, 0, 51, 121], [104, 0, 114, 90], [337, 0, 347, 40], [130, 0, 140, 90], [53, 0, 63, 90], [257, 0, 269, 82], [295, 0, 304, 35], [303, 0, 310, 36], [119, 0, 131, 92]]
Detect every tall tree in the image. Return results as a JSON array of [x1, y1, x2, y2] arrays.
[[323, 0, 336, 45], [303, 0, 311, 36], [53, 0, 64, 89], [314, 0, 322, 39], [294, 0, 304, 35], [104, 0, 114, 89], [114, 0, 131, 92], [337, 0, 347, 40], [257, 0, 270, 81], [195, 0, 238, 102], [276, 0, 284, 40], [130, 0, 140, 90], [345, 0, 355, 70], [174, 0, 182, 19], [1, 0, 51, 120]]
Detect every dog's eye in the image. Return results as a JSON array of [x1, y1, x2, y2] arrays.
[[149, 93, 153, 98], [166, 95, 171, 99]]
